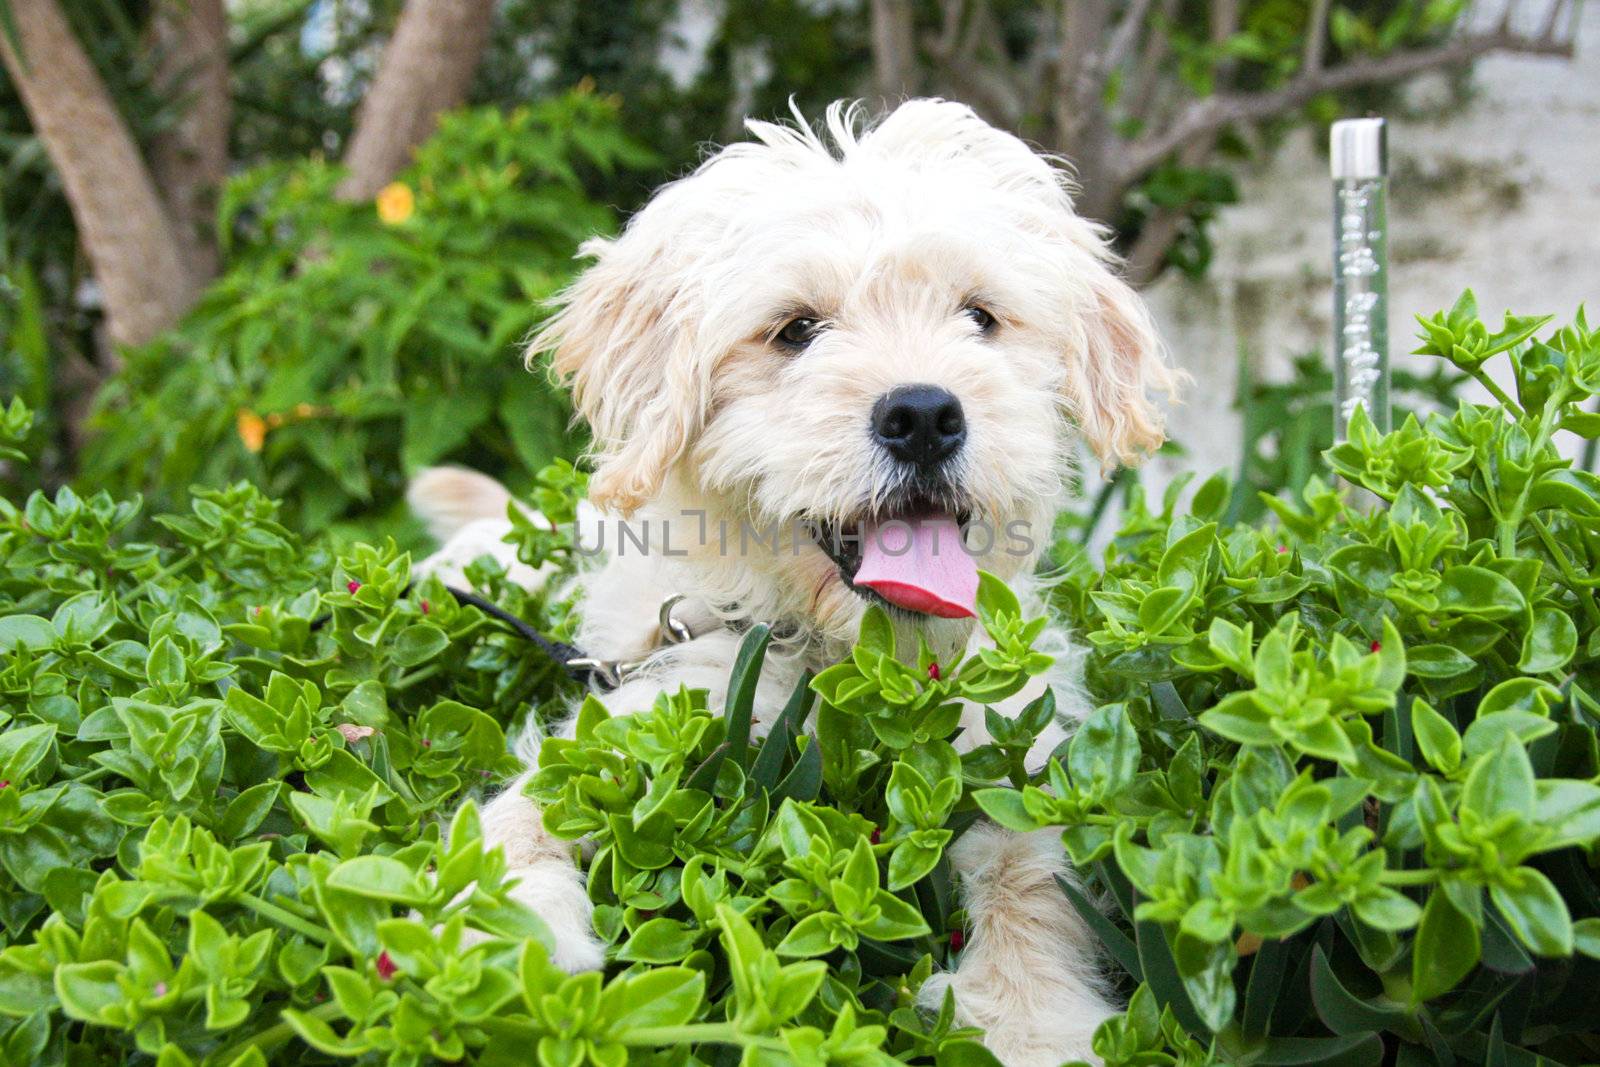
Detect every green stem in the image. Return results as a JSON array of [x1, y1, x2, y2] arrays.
[[1380, 868, 1440, 887], [624, 1023, 786, 1050], [1497, 387, 1572, 557], [131, 549, 202, 598], [237, 892, 332, 944], [1006, 751, 1030, 790], [1468, 369, 1524, 420], [393, 663, 444, 691], [1529, 516, 1600, 627]]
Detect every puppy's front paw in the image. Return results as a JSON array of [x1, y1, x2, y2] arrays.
[[918, 968, 1102, 1067], [458, 861, 606, 974], [507, 860, 606, 973]]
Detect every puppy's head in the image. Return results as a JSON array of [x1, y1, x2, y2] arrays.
[[533, 99, 1175, 637]]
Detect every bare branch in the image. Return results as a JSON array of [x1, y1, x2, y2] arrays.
[[148, 0, 230, 284], [1101, 0, 1157, 81], [1120, 136, 1215, 285], [870, 0, 919, 101], [953, 0, 996, 65], [338, 0, 497, 201], [1302, 0, 1332, 73], [929, 0, 966, 60], [1122, 205, 1188, 287], [927, 0, 1030, 127], [1124, 0, 1180, 126], [1210, 0, 1241, 43], [1538, 0, 1570, 38], [944, 55, 1029, 128], [1057, 0, 1113, 121], [1122, 27, 1575, 179]]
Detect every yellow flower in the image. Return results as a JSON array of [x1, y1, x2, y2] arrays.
[[375, 182, 415, 225], [236, 410, 267, 453]]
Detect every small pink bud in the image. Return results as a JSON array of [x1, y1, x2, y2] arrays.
[[420, 599, 430, 615], [153, 982, 167, 997], [949, 929, 965, 951], [420, 739, 431, 748], [376, 951, 397, 980], [1370, 640, 1382, 653], [927, 662, 941, 681], [1277, 544, 1289, 554], [346, 580, 361, 593], [0, 780, 10, 790]]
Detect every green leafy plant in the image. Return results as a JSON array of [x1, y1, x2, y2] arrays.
[[80, 94, 652, 536], [1033, 293, 1600, 1065], [2, 291, 1599, 1066], [0, 397, 1059, 1065], [1229, 351, 1468, 523]]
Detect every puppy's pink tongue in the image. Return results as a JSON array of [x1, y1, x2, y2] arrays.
[[853, 516, 977, 619]]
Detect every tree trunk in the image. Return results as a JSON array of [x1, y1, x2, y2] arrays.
[[0, 0, 197, 350], [148, 0, 231, 284], [336, 0, 497, 201]]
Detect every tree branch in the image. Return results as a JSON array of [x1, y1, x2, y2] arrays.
[[148, 0, 231, 284], [1302, 0, 1332, 73], [337, 0, 497, 201], [929, 0, 966, 61], [927, 0, 1028, 127], [1122, 27, 1575, 179], [870, 0, 919, 101], [1122, 205, 1188, 287], [1122, 138, 1215, 285], [1101, 0, 1157, 85], [1123, 0, 1179, 127], [1057, 0, 1113, 129]]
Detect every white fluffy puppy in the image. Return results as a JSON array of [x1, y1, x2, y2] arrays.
[[410, 99, 1176, 1066]]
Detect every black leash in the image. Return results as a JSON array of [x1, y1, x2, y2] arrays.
[[309, 582, 610, 688]]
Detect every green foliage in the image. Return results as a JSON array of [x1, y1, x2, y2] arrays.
[[2, 292, 1599, 1066], [80, 95, 650, 535], [1038, 295, 1600, 1064], [0, 406, 1058, 1062], [1230, 351, 1467, 523]]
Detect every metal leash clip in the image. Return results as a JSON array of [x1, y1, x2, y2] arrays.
[[564, 594, 697, 691]]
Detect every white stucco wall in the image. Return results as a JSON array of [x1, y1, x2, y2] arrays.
[[1143, 3, 1600, 488]]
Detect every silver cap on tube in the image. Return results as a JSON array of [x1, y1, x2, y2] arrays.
[[1330, 118, 1387, 180]]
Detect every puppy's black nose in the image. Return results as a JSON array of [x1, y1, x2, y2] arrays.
[[871, 385, 966, 471]]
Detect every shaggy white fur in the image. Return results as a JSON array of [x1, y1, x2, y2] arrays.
[[410, 98, 1177, 1067]]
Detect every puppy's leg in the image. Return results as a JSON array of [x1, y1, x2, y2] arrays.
[[474, 758, 605, 974], [466, 666, 734, 972], [919, 825, 1113, 1067]]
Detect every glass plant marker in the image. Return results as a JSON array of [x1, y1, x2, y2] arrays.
[[1331, 117, 1390, 441]]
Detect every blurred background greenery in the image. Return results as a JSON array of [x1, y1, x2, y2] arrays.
[[0, 0, 1579, 543]]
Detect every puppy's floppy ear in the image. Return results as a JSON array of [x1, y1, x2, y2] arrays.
[[529, 217, 707, 516], [1063, 255, 1177, 470]]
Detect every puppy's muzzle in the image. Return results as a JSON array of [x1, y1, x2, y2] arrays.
[[871, 384, 966, 476]]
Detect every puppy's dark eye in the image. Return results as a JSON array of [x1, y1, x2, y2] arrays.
[[776, 317, 822, 349], [965, 306, 997, 334]]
